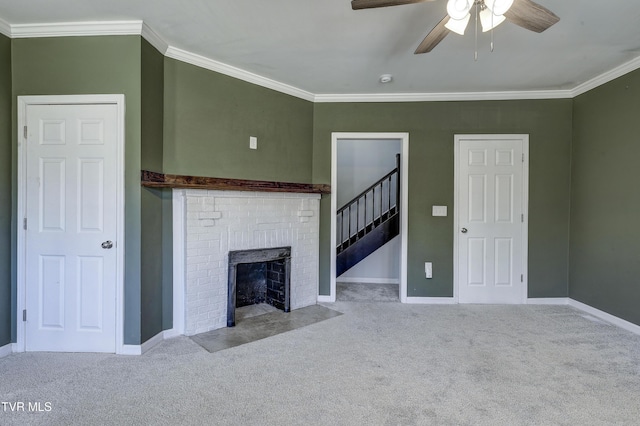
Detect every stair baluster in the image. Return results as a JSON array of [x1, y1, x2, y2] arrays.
[[336, 154, 401, 276]]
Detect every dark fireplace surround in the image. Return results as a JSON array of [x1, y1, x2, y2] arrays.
[[227, 246, 291, 327]]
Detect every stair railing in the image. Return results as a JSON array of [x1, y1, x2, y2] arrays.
[[337, 154, 400, 254]]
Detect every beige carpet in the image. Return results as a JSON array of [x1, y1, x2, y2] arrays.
[[1, 302, 640, 425]]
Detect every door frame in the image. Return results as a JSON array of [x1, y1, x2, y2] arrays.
[[453, 134, 529, 304], [328, 132, 409, 302], [16, 94, 126, 353]]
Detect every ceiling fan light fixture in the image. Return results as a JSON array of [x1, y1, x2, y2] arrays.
[[479, 8, 506, 32], [483, 0, 514, 16], [444, 13, 471, 35], [446, 0, 473, 20]]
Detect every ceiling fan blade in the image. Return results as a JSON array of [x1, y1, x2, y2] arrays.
[[415, 15, 450, 54], [503, 0, 560, 33], [351, 0, 435, 10]]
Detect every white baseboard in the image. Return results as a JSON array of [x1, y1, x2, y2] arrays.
[[568, 299, 640, 336], [527, 298, 569, 305], [162, 328, 181, 339], [317, 295, 334, 303], [0, 343, 12, 358], [119, 344, 142, 356], [406, 297, 457, 305], [118, 329, 177, 356], [337, 277, 400, 285], [140, 330, 166, 354]]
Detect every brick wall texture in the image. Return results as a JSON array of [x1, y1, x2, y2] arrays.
[[184, 190, 320, 335]]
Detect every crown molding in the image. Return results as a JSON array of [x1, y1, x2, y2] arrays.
[[2, 17, 640, 103], [141, 22, 168, 54], [165, 46, 315, 102], [314, 89, 574, 103], [10, 20, 143, 38], [0, 17, 10, 37], [570, 55, 640, 98]]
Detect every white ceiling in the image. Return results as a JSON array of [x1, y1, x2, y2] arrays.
[[1, 0, 640, 99]]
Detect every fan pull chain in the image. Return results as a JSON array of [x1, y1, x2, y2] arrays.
[[474, 1, 478, 61], [491, 30, 494, 52], [490, 3, 495, 52]]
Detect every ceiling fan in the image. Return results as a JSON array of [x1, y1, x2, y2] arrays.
[[351, 0, 560, 54]]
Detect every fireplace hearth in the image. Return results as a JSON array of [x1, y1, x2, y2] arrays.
[[227, 246, 291, 327]]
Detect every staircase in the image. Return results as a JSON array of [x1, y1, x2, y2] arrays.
[[336, 154, 400, 277]]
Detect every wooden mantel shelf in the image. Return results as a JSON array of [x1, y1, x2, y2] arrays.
[[141, 170, 331, 194]]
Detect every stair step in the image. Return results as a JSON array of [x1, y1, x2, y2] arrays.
[[336, 213, 399, 277]]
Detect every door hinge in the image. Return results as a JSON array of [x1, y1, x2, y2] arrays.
[[522, 153, 524, 163], [23, 310, 27, 322], [23, 218, 27, 230], [521, 214, 524, 223], [23, 126, 27, 139], [521, 274, 523, 283]]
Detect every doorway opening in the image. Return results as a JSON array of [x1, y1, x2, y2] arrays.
[[330, 133, 409, 303]]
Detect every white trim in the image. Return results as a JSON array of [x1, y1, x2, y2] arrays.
[[141, 330, 165, 353], [317, 296, 333, 303], [399, 144, 409, 304], [453, 134, 529, 304], [16, 95, 126, 355], [10, 20, 143, 38], [0, 343, 12, 358], [172, 189, 186, 336], [406, 297, 457, 305], [337, 278, 400, 285], [568, 299, 640, 336], [2, 19, 640, 102], [119, 345, 142, 356], [527, 298, 569, 305], [119, 330, 168, 356], [314, 90, 573, 103], [15, 100, 27, 353], [571, 56, 640, 98], [162, 328, 181, 339], [165, 46, 316, 102], [0, 17, 10, 37], [330, 133, 409, 304], [141, 22, 169, 55]]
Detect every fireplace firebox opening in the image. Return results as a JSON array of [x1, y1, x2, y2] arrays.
[[227, 246, 291, 327]]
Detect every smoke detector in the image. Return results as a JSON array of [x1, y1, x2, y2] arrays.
[[379, 74, 393, 84]]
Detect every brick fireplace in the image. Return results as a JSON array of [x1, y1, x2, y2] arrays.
[[179, 189, 320, 336]]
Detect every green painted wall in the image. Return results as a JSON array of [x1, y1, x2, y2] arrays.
[[0, 34, 11, 347], [140, 39, 170, 342], [11, 36, 144, 344], [2, 32, 637, 345], [140, 188, 167, 341], [313, 100, 573, 297], [163, 58, 314, 182], [570, 70, 640, 326]]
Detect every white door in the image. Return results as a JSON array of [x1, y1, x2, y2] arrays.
[[24, 104, 118, 352], [456, 135, 528, 304]]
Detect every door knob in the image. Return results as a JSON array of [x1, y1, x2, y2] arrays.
[[461, 228, 468, 233], [101, 240, 113, 249]]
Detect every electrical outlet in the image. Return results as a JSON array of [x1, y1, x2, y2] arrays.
[[250, 136, 258, 150]]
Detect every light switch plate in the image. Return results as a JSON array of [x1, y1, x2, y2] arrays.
[[249, 136, 258, 150], [425, 262, 432, 279], [432, 205, 447, 217]]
